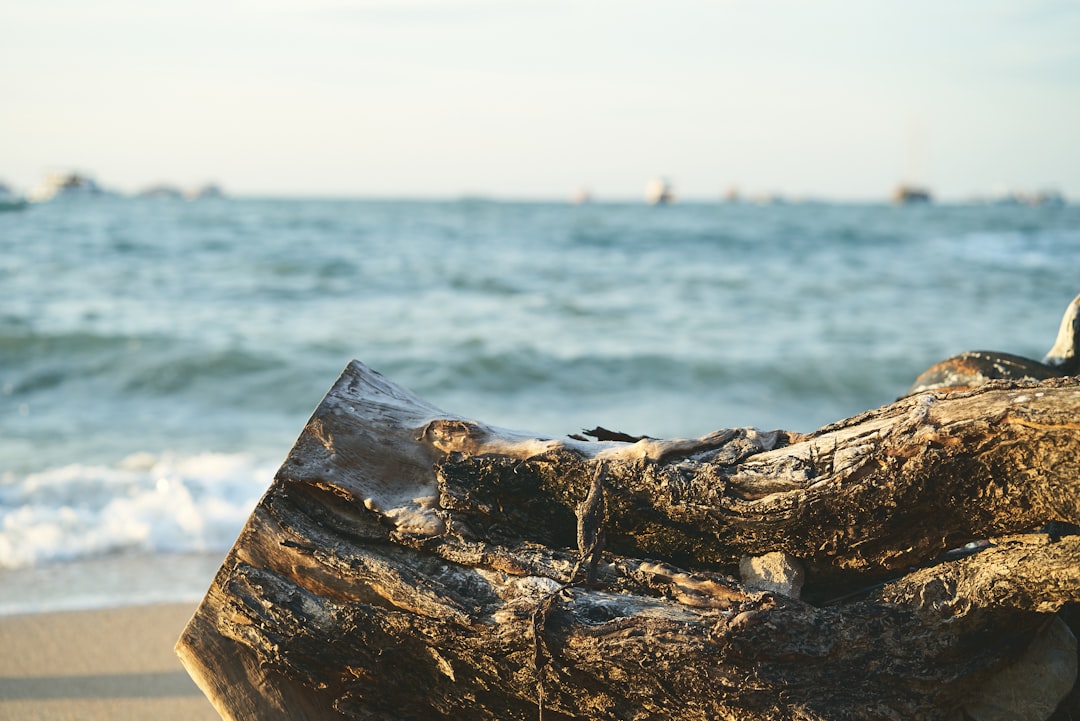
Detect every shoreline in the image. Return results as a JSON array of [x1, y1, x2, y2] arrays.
[[0, 602, 219, 720]]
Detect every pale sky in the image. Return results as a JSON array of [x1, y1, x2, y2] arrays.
[[2, 0, 1078, 200]]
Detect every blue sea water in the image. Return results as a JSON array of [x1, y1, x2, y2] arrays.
[[2, 196, 1079, 612]]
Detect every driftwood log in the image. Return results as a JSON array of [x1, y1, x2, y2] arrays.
[[177, 361, 1080, 721]]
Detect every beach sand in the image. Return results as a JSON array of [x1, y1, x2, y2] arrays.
[[0, 603, 219, 720]]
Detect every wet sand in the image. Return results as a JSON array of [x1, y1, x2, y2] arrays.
[[0, 603, 219, 720]]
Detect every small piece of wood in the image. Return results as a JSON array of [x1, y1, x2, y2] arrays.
[[177, 361, 1080, 720]]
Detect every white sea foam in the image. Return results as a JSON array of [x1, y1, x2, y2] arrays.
[[0, 451, 274, 569]]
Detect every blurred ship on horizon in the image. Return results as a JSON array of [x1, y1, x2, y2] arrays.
[[892, 184, 933, 204], [988, 189, 1066, 208], [23, 171, 227, 203], [645, 177, 674, 205], [28, 171, 114, 202], [187, 182, 225, 200]]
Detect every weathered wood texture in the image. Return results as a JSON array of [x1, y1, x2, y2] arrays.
[[177, 361, 1080, 721]]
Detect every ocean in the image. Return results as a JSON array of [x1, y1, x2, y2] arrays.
[[2, 196, 1079, 614]]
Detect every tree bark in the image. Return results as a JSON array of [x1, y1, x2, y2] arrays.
[[177, 361, 1080, 721]]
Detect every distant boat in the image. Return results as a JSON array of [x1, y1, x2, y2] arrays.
[[991, 189, 1067, 208], [892, 184, 932, 205], [645, 177, 674, 205], [570, 188, 593, 205], [1033, 190, 1067, 207], [0, 181, 28, 211], [187, 183, 225, 200], [28, 172, 111, 202], [895, 121, 931, 205]]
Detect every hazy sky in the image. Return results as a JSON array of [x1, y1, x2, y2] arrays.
[[2, 0, 1078, 200]]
